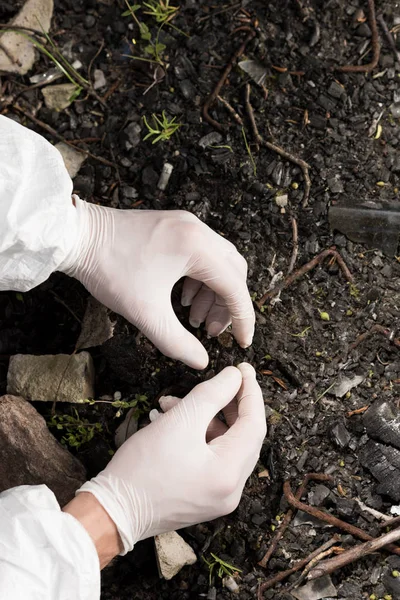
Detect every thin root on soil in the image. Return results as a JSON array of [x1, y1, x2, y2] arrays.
[[257, 247, 354, 308], [284, 480, 400, 556], [245, 84, 311, 207], [202, 30, 255, 132], [258, 473, 333, 568], [307, 526, 400, 581], [336, 0, 380, 73]]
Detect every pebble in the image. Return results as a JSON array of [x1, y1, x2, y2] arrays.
[[328, 81, 345, 99], [93, 69, 107, 90], [179, 78, 197, 100], [84, 14, 96, 28], [124, 122, 141, 149], [199, 132, 223, 148], [327, 175, 344, 194]]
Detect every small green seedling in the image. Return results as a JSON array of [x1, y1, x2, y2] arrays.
[[142, 0, 179, 24], [241, 126, 257, 176], [80, 393, 150, 419], [48, 409, 102, 450], [202, 553, 242, 586], [143, 111, 181, 143], [291, 326, 311, 338]]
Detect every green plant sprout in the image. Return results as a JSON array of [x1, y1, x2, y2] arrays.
[[143, 111, 181, 143], [241, 126, 257, 176], [4, 23, 89, 101], [48, 409, 102, 450], [290, 326, 311, 338], [122, 1, 166, 64], [142, 0, 179, 24], [203, 553, 242, 585], [80, 393, 150, 419]]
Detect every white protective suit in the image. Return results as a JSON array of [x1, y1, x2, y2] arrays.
[[0, 116, 100, 598]]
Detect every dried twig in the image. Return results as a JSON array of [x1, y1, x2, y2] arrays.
[[355, 498, 392, 523], [336, 0, 380, 73], [307, 526, 400, 581], [377, 14, 400, 63], [245, 84, 312, 206], [347, 406, 369, 417], [258, 537, 339, 598], [258, 473, 333, 568], [286, 544, 344, 592], [202, 30, 255, 132], [284, 480, 400, 556], [257, 247, 353, 308], [350, 324, 400, 351], [11, 104, 116, 169], [379, 515, 400, 530], [287, 216, 298, 275], [217, 95, 244, 125]]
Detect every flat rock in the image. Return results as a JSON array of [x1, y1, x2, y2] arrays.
[[0, 0, 53, 75], [155, 531, 197, 580], [0, 395, 85, 505], [7, 352, 95, 403], [363, 400, 400, 450], [292, 575, 337, 600], [42, 83, 77, 111], [359, 440, 400, 501], [55, 142, 86, 179]]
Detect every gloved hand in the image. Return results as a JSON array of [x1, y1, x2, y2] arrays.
[[77, 363, 266, 553], [59, 197, 254, 369]]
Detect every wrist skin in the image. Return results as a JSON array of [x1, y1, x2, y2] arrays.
[[63, 492, 123, 569]]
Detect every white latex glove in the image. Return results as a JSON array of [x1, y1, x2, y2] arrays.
[[59, 196, 255, 369], [77, 363, 266, 553]]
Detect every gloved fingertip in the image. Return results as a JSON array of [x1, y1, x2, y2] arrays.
[[206, 321, 224, 337], [185, 345, 209, 370], [181, 295, 192, 307], [149, 409, 161, 422], [239, 337, 253, 349], [237, 362, 255, 376], [189, 317, 201, 329]]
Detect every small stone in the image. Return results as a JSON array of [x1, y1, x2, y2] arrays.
[[0, 0, 53, 75], [390, 103, 400, 118], [332, 421, 351, 448], [7, 353, 95, 403], [199, 132, 223, 148], [308, 484, 331, 506], [93, 69, 107, 90], [0, 395, 86, 505], [179, 79, 197, 100], [55, 142, 86, 178], [328, 81, 345, 99], [292, 575, 337, 600], [223, 576, 240, 594], [155, 531, 197, 580], [84, 14, 96, 28], [114, 408, 139, 448], [327, 176, 344, 194], [124, 122, 141, 149], [275, 194, 288, 208], [42, 83, 78, 111]]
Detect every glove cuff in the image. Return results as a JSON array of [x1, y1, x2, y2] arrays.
[[77, 476, 136, 555]]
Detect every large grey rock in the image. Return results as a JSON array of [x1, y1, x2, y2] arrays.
[[55, 142, 86, 178], [0, 0, 53, 75], [7, 352, 95, 403], [155, 531, 197, 580], [42, 83, 78, 111], [0, 395, 85, 505]]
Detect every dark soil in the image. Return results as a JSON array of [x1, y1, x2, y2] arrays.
[[1, 0, 400, 598]]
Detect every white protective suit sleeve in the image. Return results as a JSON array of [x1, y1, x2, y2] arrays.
[[0, 485, 100, 600], [0, 115, 80, 291]]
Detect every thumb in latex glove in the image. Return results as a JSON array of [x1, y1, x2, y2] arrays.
[[59, 197, 255, 369], [77, 363, 266, 553]]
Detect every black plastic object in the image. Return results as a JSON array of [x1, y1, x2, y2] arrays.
[[329, 205, 400, 257]]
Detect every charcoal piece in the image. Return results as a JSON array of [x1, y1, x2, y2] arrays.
[[363, 401, 400, 450], [359, 440, 400, 501]]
